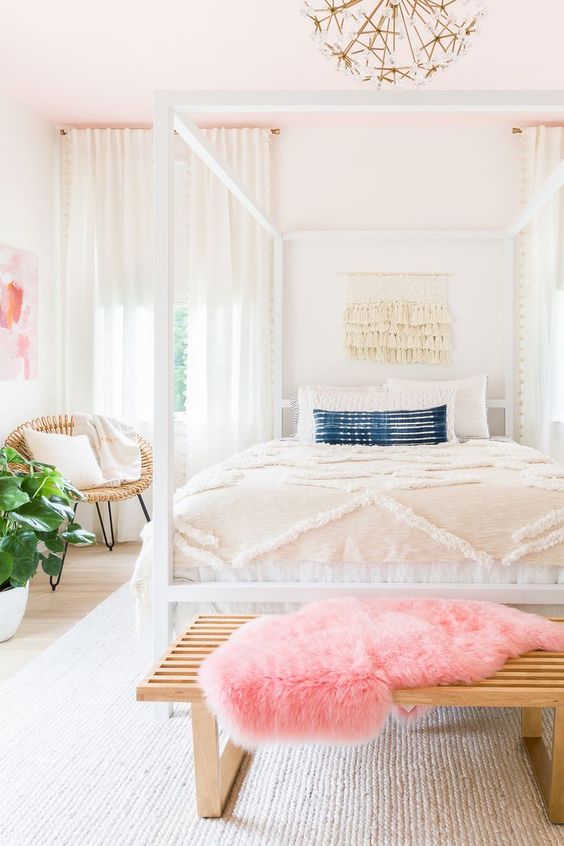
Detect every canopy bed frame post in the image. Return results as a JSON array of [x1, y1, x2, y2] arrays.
[[153, 96, 176, 719], [273, 237, 284, 439], [503, 237, 515, 439]]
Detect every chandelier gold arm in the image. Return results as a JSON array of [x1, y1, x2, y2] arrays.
[[302, 0, 485, 88]]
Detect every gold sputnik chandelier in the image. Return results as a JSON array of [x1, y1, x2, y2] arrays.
[[302, 0, 486, 88]]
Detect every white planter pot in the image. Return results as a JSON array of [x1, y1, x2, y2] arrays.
[[0, 583, 29, 642]]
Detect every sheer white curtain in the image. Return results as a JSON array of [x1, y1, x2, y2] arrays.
[[185, 128, 273, 475], [519, 127, 564, 461], [61, 128, 153, 539]]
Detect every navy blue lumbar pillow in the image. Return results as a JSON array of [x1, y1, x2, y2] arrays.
[[313, 405, 448, 446]]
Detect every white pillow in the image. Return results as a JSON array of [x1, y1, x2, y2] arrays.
[[23, 429, 105, 490], [297, 386, 457, 443], [385, 374, 488, 440], [296, 385, 383, 441]]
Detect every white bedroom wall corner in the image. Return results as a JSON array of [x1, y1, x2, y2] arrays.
[[0, 89, 59, 440]]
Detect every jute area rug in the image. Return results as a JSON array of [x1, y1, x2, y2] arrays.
[[1, 585, 563, 846]]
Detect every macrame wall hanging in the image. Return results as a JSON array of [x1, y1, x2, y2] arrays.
[[344, 272, 452, 365]]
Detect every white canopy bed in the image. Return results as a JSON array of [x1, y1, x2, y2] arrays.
[[147, 91, 564, 715]]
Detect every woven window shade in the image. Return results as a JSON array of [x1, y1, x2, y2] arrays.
[[344, 273, 452, 365]]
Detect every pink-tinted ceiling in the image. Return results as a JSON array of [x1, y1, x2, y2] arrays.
[[1, 0, 563, 126]]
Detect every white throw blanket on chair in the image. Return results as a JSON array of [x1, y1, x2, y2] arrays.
[[74, 414, 141, 487]]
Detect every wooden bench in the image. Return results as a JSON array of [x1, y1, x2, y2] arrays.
[[137, 614, 564, 822]]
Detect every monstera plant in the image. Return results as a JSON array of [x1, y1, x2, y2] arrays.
[[0, 446, 95, 640]]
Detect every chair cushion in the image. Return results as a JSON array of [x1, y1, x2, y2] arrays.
[[23, 429, 105, 490]]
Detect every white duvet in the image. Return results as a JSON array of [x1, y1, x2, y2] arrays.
[[131, 438, 564, 609]]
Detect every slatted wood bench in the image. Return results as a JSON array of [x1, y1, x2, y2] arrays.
[[137, 614, 564, 822]]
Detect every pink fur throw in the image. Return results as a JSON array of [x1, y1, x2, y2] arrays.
[[199, 597, 564, 748]]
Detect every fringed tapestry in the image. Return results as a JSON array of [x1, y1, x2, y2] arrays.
[[344, 272, 452, 365]]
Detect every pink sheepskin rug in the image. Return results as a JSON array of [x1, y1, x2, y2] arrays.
[[199, 597, 564, 748]]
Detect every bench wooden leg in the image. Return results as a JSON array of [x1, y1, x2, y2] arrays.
[[191, 701, 246, 818], [522, 707, 543, 738], [523, 706, 564, 824]]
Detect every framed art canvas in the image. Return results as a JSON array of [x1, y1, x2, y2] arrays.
[[0, 244, 38, 380]]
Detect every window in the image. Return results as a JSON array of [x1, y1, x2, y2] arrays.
[[174, 304, 188, 413]]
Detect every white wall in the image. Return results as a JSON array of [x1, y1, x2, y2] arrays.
[[0, 89, 59, 440], [274, 125, 521, 434], [275, 125, 521, 231]]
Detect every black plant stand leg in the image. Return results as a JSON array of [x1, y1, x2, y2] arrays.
[[95, 501, 115, 551], [50, 503, 78, 592], [50, 542, 70, 592], [107, 502, 115, 548], [138, 494, 151, 522]]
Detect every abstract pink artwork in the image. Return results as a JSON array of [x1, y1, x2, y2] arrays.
[[0, 244, 38, 380]]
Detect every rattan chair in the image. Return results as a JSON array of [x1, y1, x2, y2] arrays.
[[5, 415, 153, 591]]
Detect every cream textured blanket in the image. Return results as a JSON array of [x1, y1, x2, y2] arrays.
[[74, 414, 141, 487], [130, 439, 564, 609]]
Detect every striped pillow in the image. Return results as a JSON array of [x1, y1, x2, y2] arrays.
[[313, 405, 448, 446]]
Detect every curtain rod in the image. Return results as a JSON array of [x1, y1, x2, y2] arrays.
[[59, 127, 281, 135]]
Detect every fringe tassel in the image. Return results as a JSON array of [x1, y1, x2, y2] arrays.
[[346, 345, 451, 365], [175, 467, 242, 504], [375, 493, 496, 568], [513, 506, 564, 543], [522, 475, 564, 493], [344, 299, 452, 365], [232, 490, 383, 568], [344, 302, 451, 327], [502, 526, 564, 567], [345, 332, 451, 355], [177, 524, 220, 548], [234, 482, 490, 570], [174, 534, 226, 570]]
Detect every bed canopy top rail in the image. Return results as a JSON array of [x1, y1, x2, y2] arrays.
[[165, 89, 564, 114]]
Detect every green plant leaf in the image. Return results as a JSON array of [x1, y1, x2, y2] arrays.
[[11, 501, 65, 533], [40, 553, 62, 577], [44, 533, 65, 554], [28, 459, 55, 471], [0, 448, 93, 585], [0, 530, 37, 562], [57, 481, 85, 500], [0, 551, 12, 585], [9, 555, 38, 587], [0, 477, 30, 511], [20, 473, 69, 501], [41, 496, 75, 522], [61, 524, 96, 546], [0, 446, 29, 466]]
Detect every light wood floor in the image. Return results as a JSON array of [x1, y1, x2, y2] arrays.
[[0, 542, 139, 682]]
